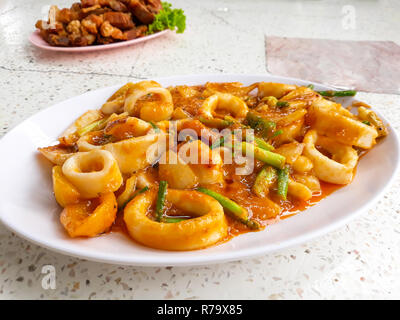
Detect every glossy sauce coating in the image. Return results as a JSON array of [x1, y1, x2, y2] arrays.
[[110, 83, 345, 244]]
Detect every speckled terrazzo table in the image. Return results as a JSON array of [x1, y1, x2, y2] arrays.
[[0, 0, 400, 299]]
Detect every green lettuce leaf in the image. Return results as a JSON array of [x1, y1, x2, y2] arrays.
[[147, 2, 186, 34]]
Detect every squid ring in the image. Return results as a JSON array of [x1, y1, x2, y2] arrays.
[[124, 189, 228, 251], [124, 81, 174, 122], [179, 140, 224, 185], [101, 83, 135, 115], [199, 93, 248, 119], [76, 132, 103, 151], [38, 144, 75, 166], [52, 166, 81, 208], [62, 149, 123, 198], [102, 133, 168, 174], [60, 192, 117, 238], [303, 130, 358, 184]]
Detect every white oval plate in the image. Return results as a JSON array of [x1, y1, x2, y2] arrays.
[[0, 74, 399, 266]]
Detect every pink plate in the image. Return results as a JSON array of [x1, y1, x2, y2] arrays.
[[29, 29, 170, 52]]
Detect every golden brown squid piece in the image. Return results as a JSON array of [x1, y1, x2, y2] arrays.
[[124, 189, 228, 250]]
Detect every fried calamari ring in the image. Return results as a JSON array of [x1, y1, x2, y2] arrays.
[[124, 189, 228, 251], [158, 150, 199, 189], [178, 140, 224, 185], [199, 93, 248, 120], [303, 130, 358, 184], [60, 192, 117, 238], [62, 149, 123, 198], [258, 82, 297, 99], [202, 82, 258, 98], [76, 131, 104, 151], [38, 144, 76, 166], [52, 165, 81, 207], [309, 99, 378, 148], [104, 116, 152, 139], [60, 110, 103, 145], [124, 81, 174, 122], [102, 133, 168, 174], [101, 83, 135, 115], [279, 86, 320, 108]]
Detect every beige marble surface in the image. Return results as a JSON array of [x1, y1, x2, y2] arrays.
[[0, 0, 399, 299]]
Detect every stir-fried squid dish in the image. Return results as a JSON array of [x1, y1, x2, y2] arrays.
[[38, 81, 388, 251]]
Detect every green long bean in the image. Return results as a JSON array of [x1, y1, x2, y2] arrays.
[[277, 167, 289, 200], [254, 137, 274, 151], [199, 116, 233, 129], [163, 217, 188, 223], [252, 166, 278, 198], [155, 181, 168, 222], [197, 187, 260, 230], [241, 142, 285, 169], [318, 90, 357, 97]]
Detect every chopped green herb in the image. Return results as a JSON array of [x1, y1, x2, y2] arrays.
[[270, 129, 283, 138], [246, 111, 276, 137], [224, 115, 250, 129], [276, 101, 289, 108]]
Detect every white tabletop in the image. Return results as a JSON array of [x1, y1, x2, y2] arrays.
[[0, 0, 399, 299]]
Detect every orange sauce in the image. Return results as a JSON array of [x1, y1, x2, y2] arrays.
[[110, 174, 343, 243], [107, 83, 350, 247], [213, 167, 344, 243], [280, 181, 343, 217]]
